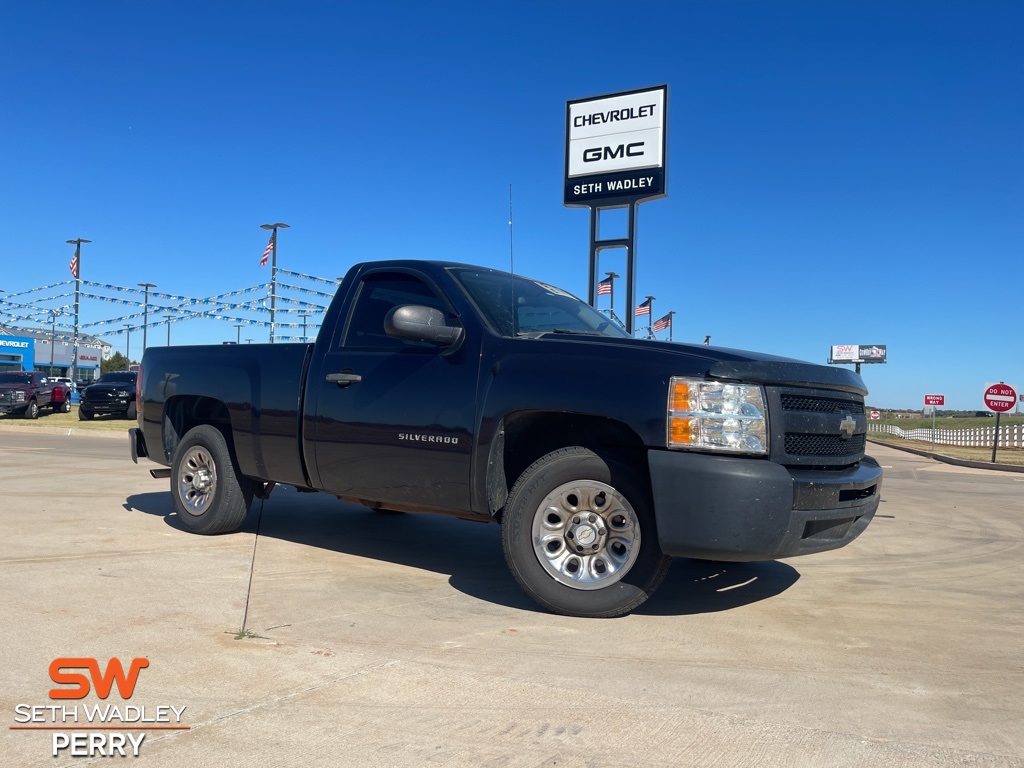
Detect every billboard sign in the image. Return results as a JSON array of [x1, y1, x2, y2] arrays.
[[828, 344, 887, 364], [565, 85, 667, 206]]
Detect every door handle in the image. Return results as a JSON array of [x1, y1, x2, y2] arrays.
[[326, 372, 362, 387]]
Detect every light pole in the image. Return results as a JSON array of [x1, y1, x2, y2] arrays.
[[66, 238, 91, 384], [234, 324, 243, 344], [164, 314, 174, 346], [260, 222, 290, 344], [49, 311, 59, 373], [300, 312, 310, 343], [123, 324, 132, 368], [138, 283, 156, 352]]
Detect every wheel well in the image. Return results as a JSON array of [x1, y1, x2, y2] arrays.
[[162, 396, 234, 462], [488, 411, 648, 517]]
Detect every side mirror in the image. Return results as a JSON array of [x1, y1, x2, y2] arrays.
[[384, 305, 463, 347]]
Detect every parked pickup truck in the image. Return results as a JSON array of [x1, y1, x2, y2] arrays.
[[0, 371, 71, 418], [130, 260, 881, 617], [79, 370, 138, 420]]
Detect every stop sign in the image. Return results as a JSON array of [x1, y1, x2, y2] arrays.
[[984, 383, 1018, 413]]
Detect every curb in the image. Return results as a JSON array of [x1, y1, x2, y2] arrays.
[[868, 438, 1024, 474], [0, 423, 128, 440]]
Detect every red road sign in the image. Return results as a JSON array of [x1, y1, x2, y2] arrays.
[[869, 411, 880, 420], [924, 394, 945, 406], [983, 383, 1018, 413]]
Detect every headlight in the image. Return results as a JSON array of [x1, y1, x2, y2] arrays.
[[667, 377, 768, 454], [14, 391, 26, 402]]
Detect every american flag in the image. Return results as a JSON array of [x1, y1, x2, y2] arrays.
[[597, 277, 612, 296], [653, 313, 672, 332], [69, 252, 79, 279], [259, 236, 274, 267], [634, 298, 651, 317]]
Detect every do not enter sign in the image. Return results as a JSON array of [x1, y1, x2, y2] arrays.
[[984, 383, 1018, 413]]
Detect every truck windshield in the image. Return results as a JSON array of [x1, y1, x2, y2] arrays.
[[0, 373, 31, 384], [449, 267, 630, 339], [98, 372, 137, 383]]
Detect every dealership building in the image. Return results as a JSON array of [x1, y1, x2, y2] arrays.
[[0, 326, 112, 381]]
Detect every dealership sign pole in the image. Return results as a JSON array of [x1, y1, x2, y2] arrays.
[[983, 382, 1018, 463], [565, 85, 667, 336], [924, 394, 944, 451]]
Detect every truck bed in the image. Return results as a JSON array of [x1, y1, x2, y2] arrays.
[[139, 343, 314, 487]]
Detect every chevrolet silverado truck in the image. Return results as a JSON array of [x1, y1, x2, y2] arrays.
[[0, 371, 71, 418], [130, 260, 881, 617]]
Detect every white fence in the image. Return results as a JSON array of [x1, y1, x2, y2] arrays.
[[869, 423, 1024, 449]]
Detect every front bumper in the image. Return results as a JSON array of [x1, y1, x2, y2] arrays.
[[648, 449, 882, 561], [81, 398, 131, 413], [0, 403, 28, 415]]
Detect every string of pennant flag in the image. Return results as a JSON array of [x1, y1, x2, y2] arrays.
[[7, 241, 706, 349], [278, 268, 340, 286], [1, 280, 75, 299]]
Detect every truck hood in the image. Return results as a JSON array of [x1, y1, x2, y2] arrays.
[[0, 384, 31, 393], [532, 333, 868, 396]]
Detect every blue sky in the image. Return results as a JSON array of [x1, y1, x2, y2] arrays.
[[1, 1, 1021, 410]]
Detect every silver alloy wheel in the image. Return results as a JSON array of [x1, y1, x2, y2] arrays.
[[531, 480, 641, 590], [177, 446, 218, 516]]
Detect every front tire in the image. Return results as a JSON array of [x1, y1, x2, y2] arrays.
[[171, 425, 253, 535], [501, 447, 671, 618], [24, 400, 39, 419], [126, 401, 137, 420], [78, 407, 94, 421]]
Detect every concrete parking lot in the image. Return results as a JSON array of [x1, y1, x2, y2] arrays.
[[1, 429, 1021, 767]]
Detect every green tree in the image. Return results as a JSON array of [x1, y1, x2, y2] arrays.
[[100, 351, 132, 374]]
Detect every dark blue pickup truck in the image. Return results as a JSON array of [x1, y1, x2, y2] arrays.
[[130, 260, 881, 617]]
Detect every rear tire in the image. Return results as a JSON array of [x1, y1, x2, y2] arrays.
[[171, 425, 253, 535], [501, 447, 671, 618], [56, 398, 71, 413]]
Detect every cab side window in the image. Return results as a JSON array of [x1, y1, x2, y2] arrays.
[[342, 272, 451, 350]]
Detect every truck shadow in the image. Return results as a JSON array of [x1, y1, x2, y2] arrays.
[[124, 487, 799, 616]]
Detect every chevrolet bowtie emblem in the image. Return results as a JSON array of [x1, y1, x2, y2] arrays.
[[839, 414, 857, 439]]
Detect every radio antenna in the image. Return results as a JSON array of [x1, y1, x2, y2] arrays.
[[509, 184, 518, 334], [508, 184, 514, 275]]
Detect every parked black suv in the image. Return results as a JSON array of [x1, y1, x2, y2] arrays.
[[79, 371, 138, 420]]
